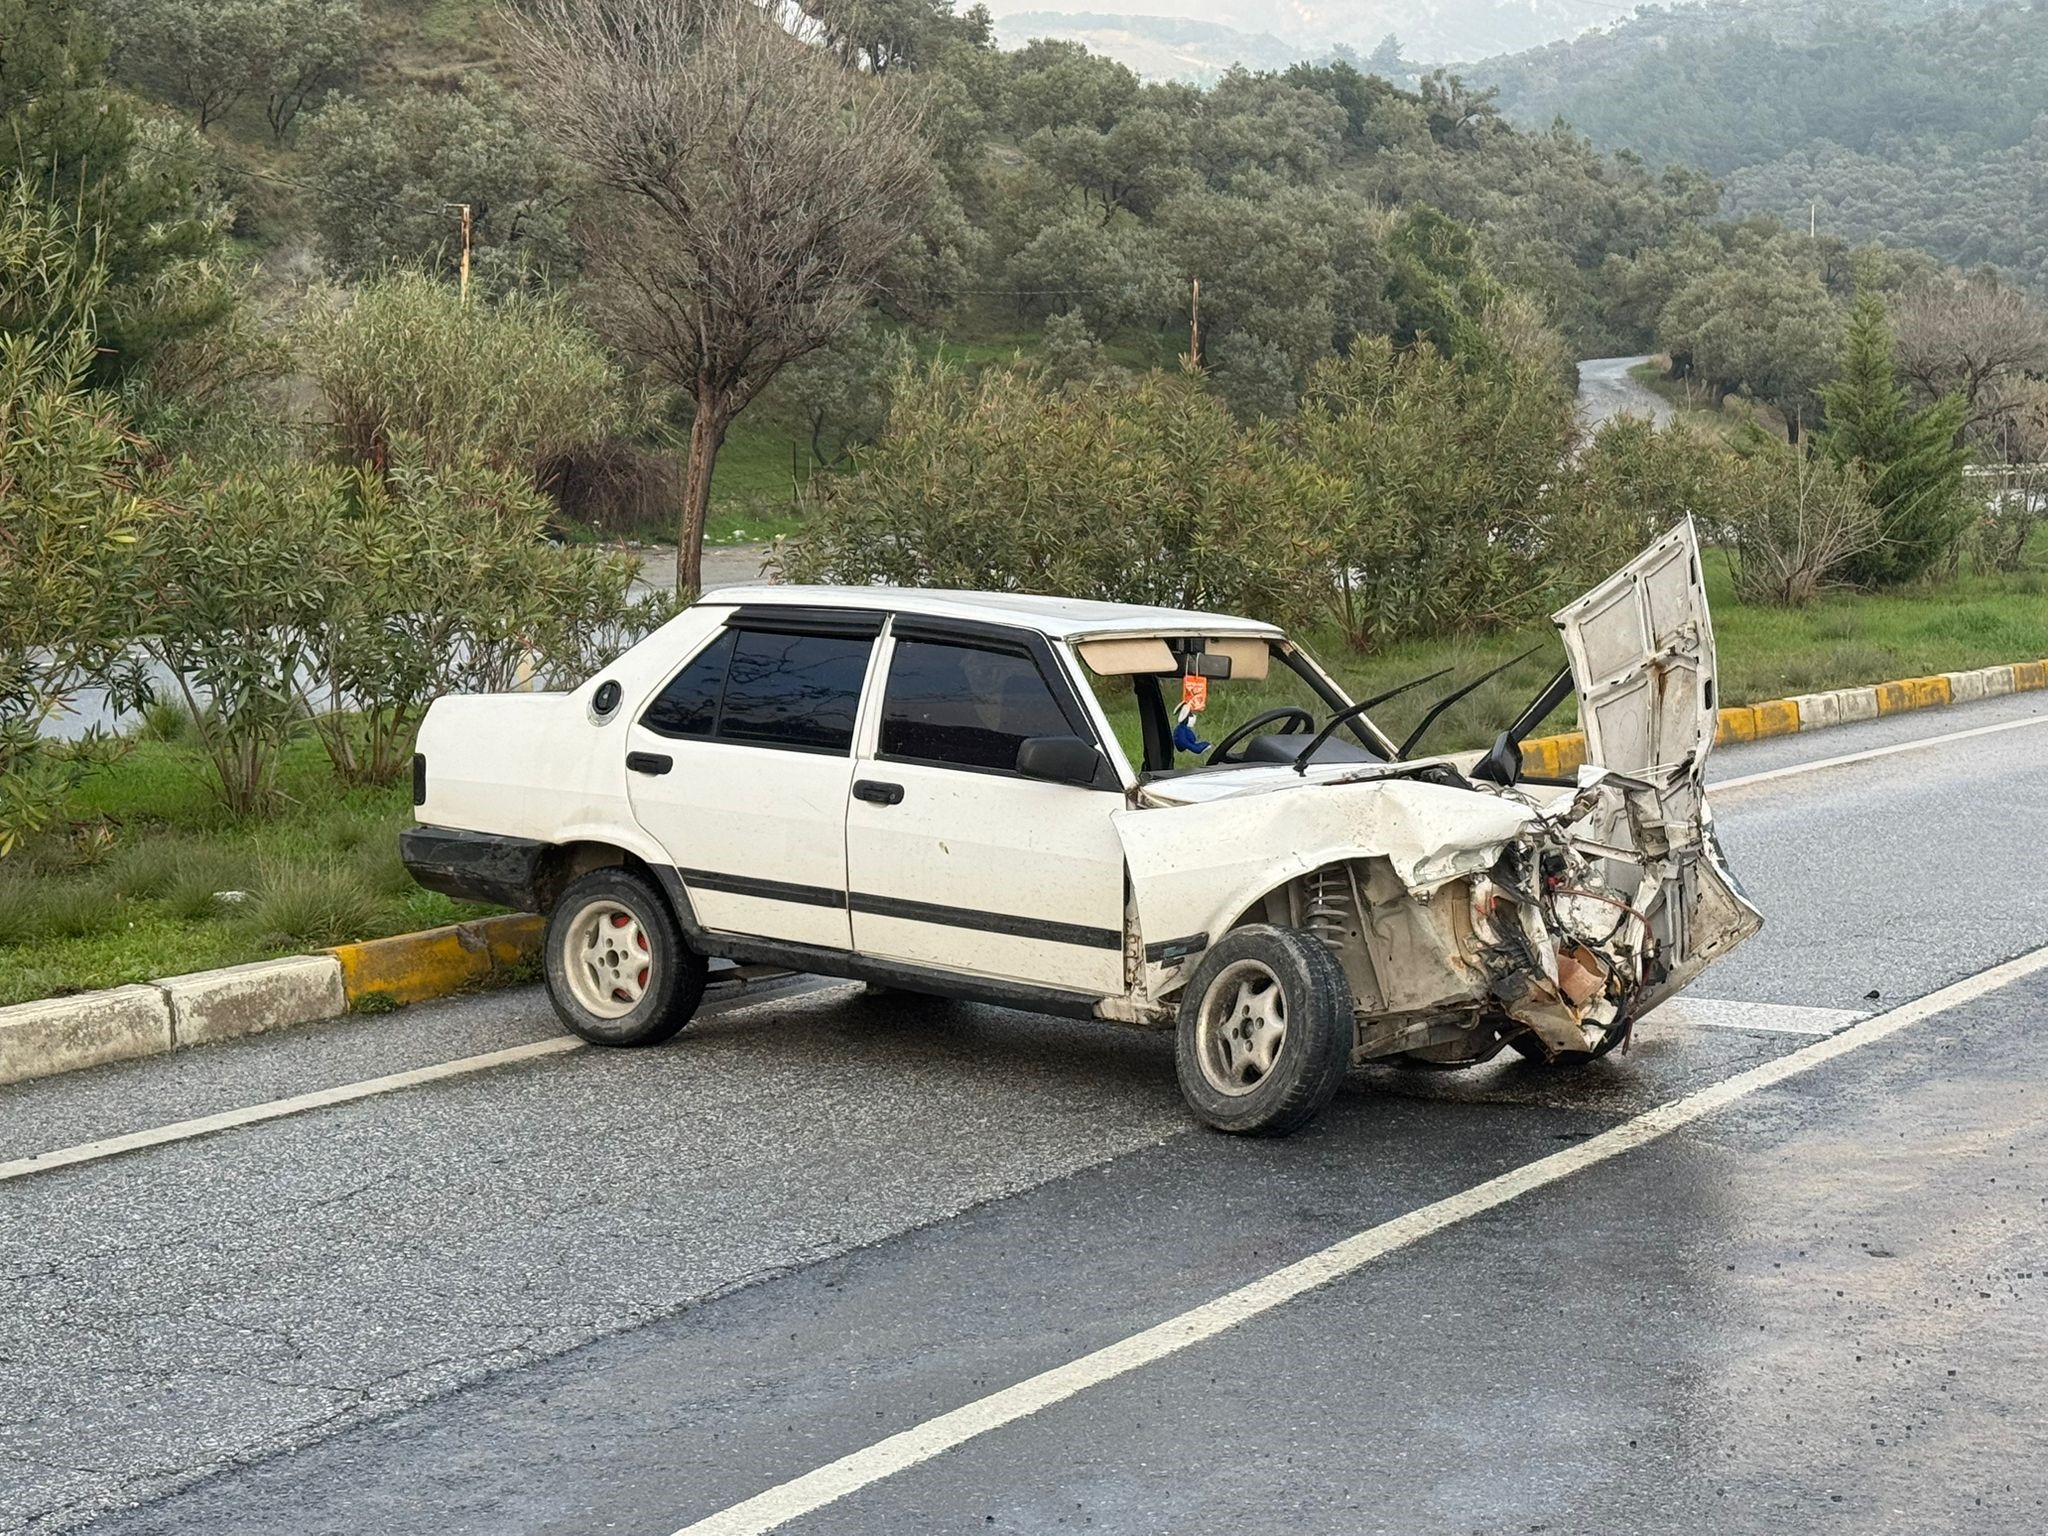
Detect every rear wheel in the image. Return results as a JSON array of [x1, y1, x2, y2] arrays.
[[544, 868, 705, 1046], [1174, 925, 1352, 1136]]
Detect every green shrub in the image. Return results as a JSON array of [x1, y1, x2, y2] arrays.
[[136, 460, 346, 817], [236, 859, 384, 948], [306, 453, 659, 786], [297, 272, 622, 481], [779, 362, 1334, 627], [0, 186, 157, 858]]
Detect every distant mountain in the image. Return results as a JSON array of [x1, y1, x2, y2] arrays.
[[1467, 0, 2048, 290], [986, 2, 1656, 76], [1468, 0, 1990, 124]]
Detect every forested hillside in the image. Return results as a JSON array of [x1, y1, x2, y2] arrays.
[[1475, 0, 2048, 289]]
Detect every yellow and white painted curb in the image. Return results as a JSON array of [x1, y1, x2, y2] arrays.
[[0, 916, 537, 1089], [1518, 660, 2040, 779], [327, 913, 544, 1009]]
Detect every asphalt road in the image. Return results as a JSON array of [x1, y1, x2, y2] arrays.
[[1577, 354, 1675, 430], [8, 692, 2048, 1534]]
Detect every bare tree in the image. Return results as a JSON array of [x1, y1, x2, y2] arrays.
[[1728, 450, 1878, 606], [1893, 277, 2048, 433], [507, 0, 935, 594]]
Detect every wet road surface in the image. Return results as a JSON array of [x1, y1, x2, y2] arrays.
[[1578, 354, 1675, 430], [6, 692, 2048, 1533]]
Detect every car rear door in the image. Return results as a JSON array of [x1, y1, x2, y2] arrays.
[[844, 621, 1130, 997], [624, 606, 881, 950]]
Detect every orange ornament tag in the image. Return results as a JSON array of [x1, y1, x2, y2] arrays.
[[1180, 673, 1209, 712]]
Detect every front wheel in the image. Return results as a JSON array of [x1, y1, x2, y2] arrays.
[[543, 868, 706, 1046], [1174, 925, 1353, 1136]]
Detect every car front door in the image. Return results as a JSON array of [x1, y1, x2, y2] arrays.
[[624, 607, 881, 949], [844, 621, 1130, 997]]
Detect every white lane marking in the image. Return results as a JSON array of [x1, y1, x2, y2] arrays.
[[1715, 711, 2048, 793], [0, 1037, 585, 1183], [0, 976, 854, 1185], [1644, 997, 1865, 1037], [668, 943, 2048, 1536]]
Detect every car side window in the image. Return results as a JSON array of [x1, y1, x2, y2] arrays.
[[880, 639, 1076, 773], [716, 629, 871, 752], [640, 630, 736, 739], [640, 627, 871, 754]]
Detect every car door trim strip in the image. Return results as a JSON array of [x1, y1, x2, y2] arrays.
[[848, 892, 1123, 951], [676, 867, 848, 909], [673, 867, 1122, 950]]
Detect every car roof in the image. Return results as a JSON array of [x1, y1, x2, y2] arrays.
[[703, 584, 1285, 641]]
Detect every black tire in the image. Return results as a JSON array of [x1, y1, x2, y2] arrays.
[[1506, 1023, 1627, 1066], [1174, 924, 1353, 1136], [543, 868, 706, 1046]]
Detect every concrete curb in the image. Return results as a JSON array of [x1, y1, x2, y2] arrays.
[[0, 917, 538, 1090], [0, 957, 346, 1089], [327, 913, 544, 1008], [1519, 659, 2046, 779]]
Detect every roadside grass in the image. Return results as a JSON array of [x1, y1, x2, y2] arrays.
[[1313, 547, 2048, 757], [0, 736, 489, 1007], [1628, 359, 1790, 441]]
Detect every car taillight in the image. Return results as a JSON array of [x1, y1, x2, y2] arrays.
[[412, 753, 427, 807]]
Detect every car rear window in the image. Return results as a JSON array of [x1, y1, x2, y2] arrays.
[[715, 630, 871, 753], [880, 640, 1074, 772], [641, 628, 871, 753], [640, 630, 736, 739]]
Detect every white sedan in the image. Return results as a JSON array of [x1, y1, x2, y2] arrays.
[[403, 522, 1758, 1136]]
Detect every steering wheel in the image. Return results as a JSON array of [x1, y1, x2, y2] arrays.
[[1206, 706, 1317, 764]]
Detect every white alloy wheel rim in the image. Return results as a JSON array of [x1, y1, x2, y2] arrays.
[[1196, 959, 1288, 1095], [562, 899, 654, 1020]]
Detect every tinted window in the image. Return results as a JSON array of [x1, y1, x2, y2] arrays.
[[881, 640, 1077, 771], [641, 630, 735, 739], [716, 629, 871, 752]]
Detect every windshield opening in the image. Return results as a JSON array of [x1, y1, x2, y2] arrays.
[[1073, 635, 1389, 777]]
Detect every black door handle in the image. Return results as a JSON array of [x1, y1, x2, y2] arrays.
[[626, 752, 673, 776], [853, 779, 904, 806]]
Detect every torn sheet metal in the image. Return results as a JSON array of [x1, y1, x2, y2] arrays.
[[1116, 520, 1759, 1064]]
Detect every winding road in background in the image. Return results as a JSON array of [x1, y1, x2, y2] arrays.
[[1578, 353, 1675, 430]]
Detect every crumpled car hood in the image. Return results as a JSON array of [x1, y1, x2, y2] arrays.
[[1124, 772, 1541, 896]]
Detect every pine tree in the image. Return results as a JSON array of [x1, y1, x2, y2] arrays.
[[1819, 291, 1971, 585]]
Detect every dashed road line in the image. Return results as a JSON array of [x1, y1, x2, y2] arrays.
[[665, 943, 2048, 1536]]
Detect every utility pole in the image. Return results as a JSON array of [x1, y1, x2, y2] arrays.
[[1188, 276, 1200, 368], [1810, 201, 1817, 240], [446, 203, 473, 302]]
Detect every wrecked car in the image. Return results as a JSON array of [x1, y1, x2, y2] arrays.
[[401, 520, 1759, 1136]]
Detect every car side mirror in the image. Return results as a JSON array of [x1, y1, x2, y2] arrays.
[[1472, 730, 1523, 786], [1015, 735, 1105, 787]]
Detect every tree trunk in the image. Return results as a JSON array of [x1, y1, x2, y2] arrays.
[[678, 390, 731, 597]]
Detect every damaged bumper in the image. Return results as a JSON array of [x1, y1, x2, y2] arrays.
[[1467, 768, 1760, 1056]]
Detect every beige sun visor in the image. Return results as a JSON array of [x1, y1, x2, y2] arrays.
[[1075, 635, 1272, 680]]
